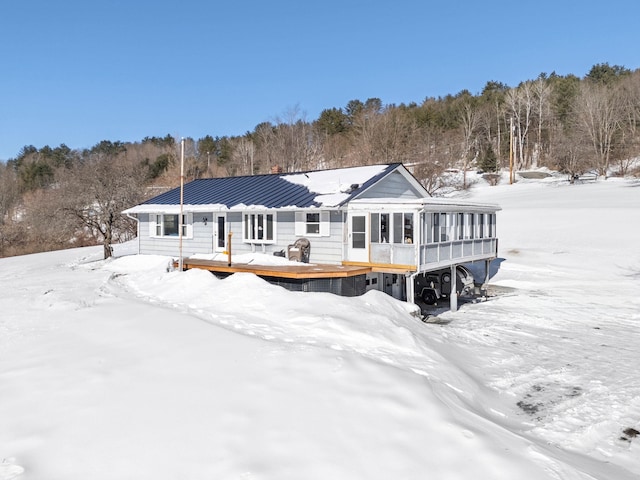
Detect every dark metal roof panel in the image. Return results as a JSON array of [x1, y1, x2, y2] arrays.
[[140, 164, 402, 209], [142, 174, 320, 208]]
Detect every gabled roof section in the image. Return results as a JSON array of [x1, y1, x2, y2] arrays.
[[125, 164, 404, 213]]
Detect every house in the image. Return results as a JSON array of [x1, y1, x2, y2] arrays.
[[122, 163, 500, 311]]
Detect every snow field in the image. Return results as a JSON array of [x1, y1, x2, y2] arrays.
[[1, 175, 639, 479]]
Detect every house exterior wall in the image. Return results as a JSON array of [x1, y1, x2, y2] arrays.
[[136, 210, 346, 264], [229, 210, 344, 264], [138, 213, 213, 257]]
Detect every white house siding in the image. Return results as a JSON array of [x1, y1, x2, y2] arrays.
[[137, 213, 215, 257], [300, 211, 343, 265], [224, 210, 344, 264], [358, 171, 424, 200]]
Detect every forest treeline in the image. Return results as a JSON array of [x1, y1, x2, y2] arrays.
[[1, 63, 639, 258]]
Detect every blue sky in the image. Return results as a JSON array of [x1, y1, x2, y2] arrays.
[[1, 0, 638, 161]]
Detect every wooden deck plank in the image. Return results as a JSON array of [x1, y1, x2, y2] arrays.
[[179, 258, 372, 279]]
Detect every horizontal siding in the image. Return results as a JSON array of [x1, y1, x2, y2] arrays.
[[138, 212, 214, 257], [359, 171, 422, 199], [137, 210, 347, 264], [229, 211, 343, 264]]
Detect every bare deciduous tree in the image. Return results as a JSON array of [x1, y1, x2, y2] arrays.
[[58, 152, 145, 259], [506, 82, 534, 170], [574, 81, 623, 176], [458, 99, 480, 188], [232, 136, 256, 175], [532, 77, 552, 167]]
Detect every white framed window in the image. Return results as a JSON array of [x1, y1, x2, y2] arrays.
[[464, 213, 475, 240], [488, 213, 496, 237], [371, 212, 413, 244], [149, 213, 193, 238], [371, 213, 390, 243], [243, 212, 276, 243], [295, 211, 330, 237], [430, 212, 450, 243]]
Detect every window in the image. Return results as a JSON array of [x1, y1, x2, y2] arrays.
[[464, 213, 475, 240], [149, 213, 193, 238], [216, 215, 226, 250], [305, 213, 320, 235], [244, 212, 275, 243], [351, 215, 366, 248], [295, 211, 330, 237], [370, 212, 413, 244], [164, 215, 179, 236], [457, 213, 464, 240], [432, 213, 449, 242], [478, 213, 485, 239], [371, 213, 390, 243], [403, 213, 413, 244], [432, 213, 440, 243]]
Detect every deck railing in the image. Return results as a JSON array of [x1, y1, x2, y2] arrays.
[[369, 238, 497, 271], [418, 238, 497, 271]]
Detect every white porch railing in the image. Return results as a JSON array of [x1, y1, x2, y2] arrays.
[[369, 238, 497, 270], [418, 238, 497, 271]]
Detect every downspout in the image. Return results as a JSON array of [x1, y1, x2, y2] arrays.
[[125, 213, 140, 255]]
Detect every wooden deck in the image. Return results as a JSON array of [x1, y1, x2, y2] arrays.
[[178, 258, 373, 279]]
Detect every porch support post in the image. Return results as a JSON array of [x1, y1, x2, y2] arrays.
[[406, 273, 417, 305], [449, 264, 458, 312], [484, 259, 491, 285]]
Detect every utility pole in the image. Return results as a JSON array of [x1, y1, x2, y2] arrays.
[[179, 138, 185, 271]]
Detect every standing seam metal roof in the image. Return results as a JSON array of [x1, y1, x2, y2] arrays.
[[139, 164, 401, 209]]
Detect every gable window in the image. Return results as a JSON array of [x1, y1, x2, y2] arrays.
[[244, 212, 275, 243], [149, 213, 193, 238], [295, 211, 330, 237]]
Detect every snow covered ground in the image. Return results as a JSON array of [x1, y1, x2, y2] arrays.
[[1, 174, 639, 479]]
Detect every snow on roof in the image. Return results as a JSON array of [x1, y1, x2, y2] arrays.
[[283, 164, 390, 207]]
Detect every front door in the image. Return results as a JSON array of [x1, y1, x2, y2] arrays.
[[347, 212, 369, 262], [214, 214, 226, 252]]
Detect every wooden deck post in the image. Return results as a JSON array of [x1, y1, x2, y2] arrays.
[[227, 232, 233, 266]]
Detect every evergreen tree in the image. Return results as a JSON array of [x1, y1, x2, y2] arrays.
[[479, 143, 499, 173]]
